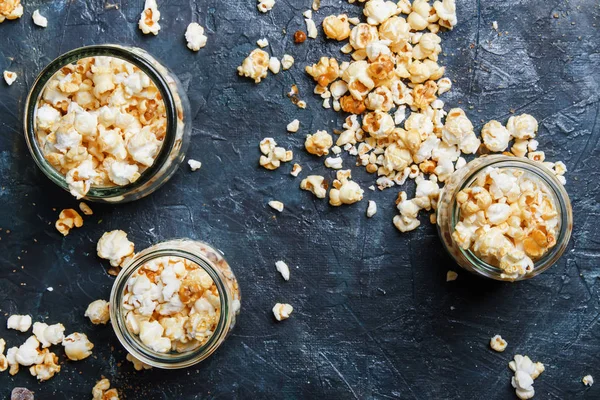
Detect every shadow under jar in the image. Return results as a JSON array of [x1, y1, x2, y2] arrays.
[[437, 155, 573, 281], [110, 239, 241, 369], [24, 44, 191, 203]]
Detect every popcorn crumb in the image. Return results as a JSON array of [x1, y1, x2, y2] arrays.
[[188, 159, 202, 171], [185, 23, 208, 51], [446, 270, 458, 281], [32, 9, 48, 27], [55, 209, 83, 236], [85, 299, 110, 325], [290, 163, 302, 177], [79, 202, 93, 216], [490, 334, 507, 352], [126, 353, 152, 371], [7, 315, 32, 332], [138, 0, 161, 35], [268, 57, 281, 74], [287, 119, 300, 133], [268, 200, 284, 212], [0, 0, 23, 23], [582, 375, 594, 386], [305, 18, 318, 39], [275, 260, 290, 281], [47, 287, 54, 292], [366, 200, 377, 217], [3, 70, 17, 85], [257, 38, 269, 48], [492, 21, 498, 30], [281, 54, 294, 70], [272, 303, 293, 321]]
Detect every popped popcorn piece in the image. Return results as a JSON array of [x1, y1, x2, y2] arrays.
[[97, 229, 135, 268], [275, 260, 290, 281], [582, 375, 594, 387], [138, 0, 161, 35], [32, 9, 48, 27], [329, 170, 364, 206], [92, 378, 120, 400], [363, 0, 398, 25], [7, 315, 32, 332], [366, 200, 377, 217], [55, 208, 83, 236], [62, 332, 94, 361], [490, 335, 507, 352], [281, 54, 294, 70], [188, 159, 202, 171], [323, 14, 351, 41], [85, 299, 110, 325], [300, 175, 327, 198], [433, 0, 458, 29], [268, 200, 284, 212], [259, 138, 293, 170], [287, 119, 300, 133], [126, 353, 152, 370], [257, 38, 269, 48], [324, 156, 343, 169], [14, 336, 44, 366], [79, 202, 93, 215], [305, 130, 333, 156], [237, 48, 270, 83], [0, 0, 23, 22], [29, 351, 60, 381], [268, 57, 281, 74], [185, 23, 208, 51], [481, 120, 511, 152], [507, 114, 538, 140], [509, 354, 545, 400], [10, 388, 34, 400], [257, 0, 275, 13], [446, 270, 458, 281], [32, 322, 65, 348], [272, 303, 293, 321], [290, 163, 302, 177], [0, 338, 6, 372], [3, 70, 17, 85]]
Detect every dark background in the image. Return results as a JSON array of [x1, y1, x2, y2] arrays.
[[1, 0, 599, 399]]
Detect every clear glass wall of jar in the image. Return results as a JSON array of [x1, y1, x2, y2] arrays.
[[23, 44, 191, 203], [110, 239, 241, 369], [437, 155, 573, 281]]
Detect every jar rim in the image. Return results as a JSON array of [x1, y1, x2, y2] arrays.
[[109, 239, 233, 369], [23, 44, 178, 201], [442, 155, 573, 281]]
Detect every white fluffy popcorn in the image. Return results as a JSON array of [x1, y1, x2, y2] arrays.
[[257, 38, 269, 48], [85, 300, 110, 325], [507, 114, 538, 140], [138, 0, 161, 35], [62, 332, 94, 361], [509, 354, 545, 400], [3, 70, 17, 85], [366, 200, 377, 217], [363, 0, 398, 25], [272, 303, 293, 321], [97, 229, 135, 268], [32, 9, 48, 27], [185, 23, 208, 51], [275, 260, 290, 281], [481, 120, 511, 152], [268, 57, 281, 74], [139, 321, 171, 353], [188, 159, 202, 171], [7, 315, 32, 332], [32, 322, 65, 348]]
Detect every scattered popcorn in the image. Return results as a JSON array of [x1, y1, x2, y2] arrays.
[[185, 23, 208, 51], [509, 354, 545, 400], [92, 378, 120, 400], [32, 9, 47, 27], [290, 163, 302, 177], [300, 175, 328, 198], [0, 338, 6, 372], [238, 48, 270, 83], [507, 114, 538, 140], [366, 200, 377, 217], [257, 0, 275, 13], [32, 322, 65, 348], [79, 202, 93, 215], [97, 230, 135, 273], [14, 336, 45, 366], [329, 170, 364, 206], [188, 159, 202, 171], [324, 156, 343, 169], [272, 303, 293, 321], [446, 270, 458, 281], [305, 130, 333, 156], [268, 200, 284, 212], [62, 332, 94, 361], [323, 14, 351, 41], [268, 57, 281, 74], [138, 0, 161, 35], [55, 208, 83, 236], [85, 300, 110, 325], [29, 351, 60, 381], [287, 119, 300, 133], [122, 254, 240, 354], [126, 353, 152, 371], [275, 260, 290, 281], [0, 0, 23, 23], [488, 335, 508, 352], [305, 17, 318, 39], [3, 70, 17, 85], [7, 315, 32, 332], [257, 38, 269, 48], [259, 137, 293, 170], [11, 388, 34, 400], [281, 54, 295, 70], [481, 120, 511, 152], [582, 375, 594, 387]]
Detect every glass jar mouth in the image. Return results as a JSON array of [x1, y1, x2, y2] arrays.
[[109, 245, 231, 369], [449, 156, 573, 280], [23, 44, 178, 201]]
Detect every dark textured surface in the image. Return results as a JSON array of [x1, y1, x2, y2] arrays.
[[0, 0, 599, 399]]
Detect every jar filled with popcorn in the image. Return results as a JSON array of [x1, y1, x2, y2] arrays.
[[437, 155, 572, 281], [110, 239, 241, 369], [24, 44, 191, 203]]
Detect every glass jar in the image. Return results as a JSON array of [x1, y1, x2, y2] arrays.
[[23, 44, 191, 203], [109, 239, 241, 369], [437, 155, 573, 281]]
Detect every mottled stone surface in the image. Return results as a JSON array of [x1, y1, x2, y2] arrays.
[[0, 0, 599, 399]]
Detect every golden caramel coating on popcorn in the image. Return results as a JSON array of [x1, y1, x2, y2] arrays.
[[55, 209, 83, 236], [323, 14, 351, 41]]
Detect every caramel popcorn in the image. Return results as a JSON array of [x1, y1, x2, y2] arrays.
[[237, 48, 270, 83], [329, 170, 364, 206], [92, 378, 120, 400], [300, 175, 328, 198], [446, 270, 458, 281], [259, 137, 293, 170], [79, 202, 93, 215], [323, 14, 351, 41], [138, 0, 160, 35], [305, 130, 333, 156], [3, 70, 17, 85], [35, 56, 167, 199], [55, 208, 83, 236], [0, 0, 23, 23]]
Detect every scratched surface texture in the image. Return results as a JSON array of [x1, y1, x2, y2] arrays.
[[0, 0, 599, 399]]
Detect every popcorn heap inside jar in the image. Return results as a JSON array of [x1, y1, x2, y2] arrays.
[[34, 56, 167, 199], [452, 166, 560, 280]]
